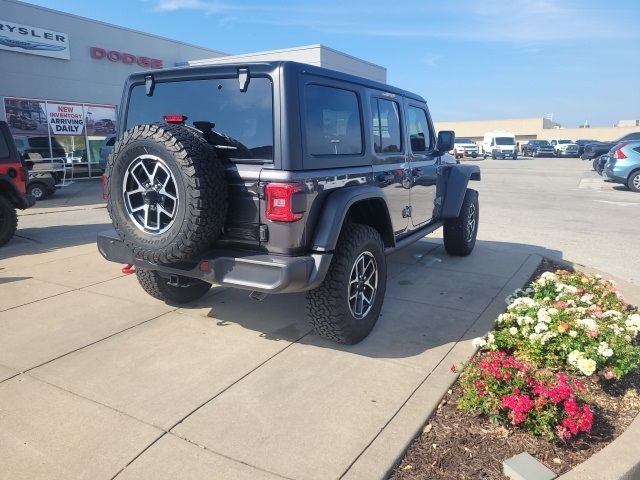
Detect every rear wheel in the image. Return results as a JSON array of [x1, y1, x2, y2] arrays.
[[136, 269, 211, 305], [443, 189, 479, 256], [592, 158, 600, 171], [628, 171, 640, 193], [0, 196, 18, 247], [306, 222, 387, 345]]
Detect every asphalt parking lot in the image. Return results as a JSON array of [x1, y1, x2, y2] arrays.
[[0, 157, 638, 479]]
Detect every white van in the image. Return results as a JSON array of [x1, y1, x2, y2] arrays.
[[482, 131, 517, 159]]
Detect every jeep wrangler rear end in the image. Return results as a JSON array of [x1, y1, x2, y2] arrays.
[[98, 61, 480, 344]]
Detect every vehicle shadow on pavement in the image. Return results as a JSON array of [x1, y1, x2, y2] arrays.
[[180, 239, 564, 361], [22, 179, 105, 213]]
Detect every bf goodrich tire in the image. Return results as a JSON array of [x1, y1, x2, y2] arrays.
[[107, 124, 227, 263], [306, 222, 387, 345], [443, 189, 479, 256], [136, 269, 211, 305], [0, 196, 18, 247], [628, 171, 640, 193]]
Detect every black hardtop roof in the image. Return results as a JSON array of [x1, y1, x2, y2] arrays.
[[126, 61, 427, 104]]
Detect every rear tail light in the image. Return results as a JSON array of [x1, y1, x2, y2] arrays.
[[163, 114, 187, 124], [265, 183, 303, 222], [615, 148, 627, 159]]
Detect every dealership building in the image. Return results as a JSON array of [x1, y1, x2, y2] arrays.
[[1, 0, 385, 177]]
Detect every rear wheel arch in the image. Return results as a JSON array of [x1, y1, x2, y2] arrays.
[[345, 198, 394, 248], [310, 186, 394, 252]]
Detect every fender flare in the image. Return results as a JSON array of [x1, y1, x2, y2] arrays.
[[441, 164, 481, 219], [0, 174, 31, 209], [311, 185, 394, 252]]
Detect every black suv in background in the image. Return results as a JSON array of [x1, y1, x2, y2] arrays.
[[521, 140, 555, 157], [99, 62, 481, 344], [582, 132, 640, 160]]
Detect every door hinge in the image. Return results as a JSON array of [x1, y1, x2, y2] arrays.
[[402, 206, 412, 218]]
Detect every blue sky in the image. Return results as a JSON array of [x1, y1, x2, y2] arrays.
[[22, 0, 640, 127]]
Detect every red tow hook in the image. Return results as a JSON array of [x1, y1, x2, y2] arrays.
[[121, 264, 136, 275]]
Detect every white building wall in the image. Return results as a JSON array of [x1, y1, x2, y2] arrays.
[[188, 45, 387, 83]]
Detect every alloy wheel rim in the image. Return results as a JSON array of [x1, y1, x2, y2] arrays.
[[348, 251, 378, 319], [122, 154, 179, 234], [634, 175, 640, 190], [31, 187, 43, 199], [467, 203, 476, 242]]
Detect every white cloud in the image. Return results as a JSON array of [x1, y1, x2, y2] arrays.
[[151, 0, 231, 13]]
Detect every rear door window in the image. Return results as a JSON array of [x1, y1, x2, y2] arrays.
[[407, 106, 432, 153], [305, 84, 362, 156], [126, 77, 274, 160], [371, 98, 402, 153]]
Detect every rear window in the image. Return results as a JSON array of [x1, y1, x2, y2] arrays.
[[125, 77, 274, 160], [495, 137, 515, 145], [305, 84, 362, 156], [0, 131, 9, 160]]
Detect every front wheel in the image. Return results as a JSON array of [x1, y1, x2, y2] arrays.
[[0, 196, 18, 247], [136, 269, 211, 305], [628, 171, 640, 193], [443, 189, 479, 256], [306, 222, 387, 345], [27, 182, 49, 201]]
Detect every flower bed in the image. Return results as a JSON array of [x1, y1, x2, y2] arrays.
[[392, 266, 640, 479]]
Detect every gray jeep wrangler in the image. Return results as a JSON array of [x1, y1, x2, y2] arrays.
[[98, 61, 480, 344]]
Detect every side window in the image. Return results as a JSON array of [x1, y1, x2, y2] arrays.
[[407, 106, 432, 153], [305, 84, 362, 155], [371, 98, 402, 153], [0, 132, 9, 160]]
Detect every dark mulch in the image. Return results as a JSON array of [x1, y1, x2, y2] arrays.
[[391, 258, 640, 480]]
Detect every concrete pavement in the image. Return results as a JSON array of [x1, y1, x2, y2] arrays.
[[1, 158, 636, 479]]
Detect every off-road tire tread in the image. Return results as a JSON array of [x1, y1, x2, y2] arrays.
[[0, 195, 18, 247], [443, 188, 479, 256], [106, 123, 227, 263], [306, 222, 386, 345], [136, 268, 211, 305]]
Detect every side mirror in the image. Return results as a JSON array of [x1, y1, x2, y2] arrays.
[[436, 130, 455, 153]]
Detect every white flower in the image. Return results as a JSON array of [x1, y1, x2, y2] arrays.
[[507, 297, 536, 312], [529, 333, 540, 342], [576, 357, 597, 376], [624, 314, 640, 335], [609, 324, 622, 335], [509, 326, 519, 335], [597, 342, 614, 358], [569, 330, 578, 338], [568, 350, 583, 366], [472, 337, 487, 348], [497, 313, 511, 324], [537, 309, 552, 324], [580, 294, 594, 304], [524, 316, 534, 325], [577, 318, 598, 331], [557, 283, 578, 295], [534, 322, 549, 333], [487, 332, 495, 344], [536, 271, 558, 286], [603, 310, 622, 319]]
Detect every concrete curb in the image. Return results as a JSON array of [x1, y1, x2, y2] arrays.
[[555, 258, 640, 480], [341, 253, 544, 479]]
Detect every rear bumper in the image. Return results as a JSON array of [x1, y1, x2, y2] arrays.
[[97, 230, 332, 294]]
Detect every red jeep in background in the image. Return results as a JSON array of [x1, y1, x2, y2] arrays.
[[0, 120, 35, 246]]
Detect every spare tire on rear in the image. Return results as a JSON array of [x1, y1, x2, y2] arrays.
[[106, 123, 227, 263]]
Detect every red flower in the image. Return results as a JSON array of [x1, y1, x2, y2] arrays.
[[511, 412, 528, 425], [450, 364, 458, 373]]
